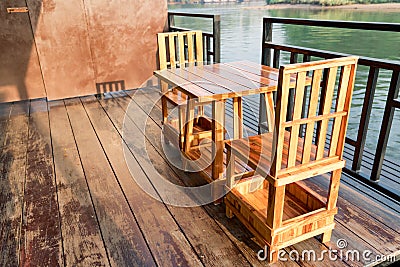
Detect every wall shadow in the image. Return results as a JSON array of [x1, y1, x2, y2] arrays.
[[96, 80, 126, 95], [0, 0, 43, 103]]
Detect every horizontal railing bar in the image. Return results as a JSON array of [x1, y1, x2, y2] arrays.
[[168, 26, 213, 36], [345, 137, 357, 147], [343, 168, 400, 203], [167, 11, 220, 63], [169, 12, 217, 19], [262, 18, 400, 197], [168, 26, 191, 31], [263, 42, 400, 71], [392, 99, 400, 109], [264, 17, 400, 32]]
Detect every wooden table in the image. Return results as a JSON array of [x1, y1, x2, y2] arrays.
[[154, 61, 290, 182]]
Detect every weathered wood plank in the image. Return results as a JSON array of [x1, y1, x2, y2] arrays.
[[0, 102, 12, 118], [0, 101, 29, 266], [122, 89, 299, 267], [3, 101, 29, 148], [20, 99, 63, 266], [101, 92, 253, 266], [0, 102, 12, 147], [49, 100, 109, 266], [64, 98, 155, 266], [1, 90, 399, 267], [339, 174, 400, 230], [81, 95, 202, 267], [301, 175, 400, 255]]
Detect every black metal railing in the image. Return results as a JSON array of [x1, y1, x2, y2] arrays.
[[167, 12, 221, 63], [261, 17, 400, 201]]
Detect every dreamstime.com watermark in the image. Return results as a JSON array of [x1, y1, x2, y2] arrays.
[[257, 239, 397, 264]]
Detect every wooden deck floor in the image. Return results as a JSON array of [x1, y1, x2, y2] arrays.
[[1, 88, 400, 266]]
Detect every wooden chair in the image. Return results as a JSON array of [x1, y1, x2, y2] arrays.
[[224, 56, 358, 263], [157, 31, 211, 150]]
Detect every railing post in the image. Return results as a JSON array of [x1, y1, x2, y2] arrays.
[[213, 15, 221, 63], [168, 13, 174, 31], [352, 67, 379, 172], [261, 18, 273, 66], [299, 54, 311, 137], [371, 70, 400, 181], [206, 36, 211, 63], [259, 18, 273, 133], [286, 52, 299, 122], [272, 49, 280, 68]]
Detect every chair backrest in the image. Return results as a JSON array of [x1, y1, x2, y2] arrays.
[[157, 31, 204, 70], [271, 56, 358, 175]]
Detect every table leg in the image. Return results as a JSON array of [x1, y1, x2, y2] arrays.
[[259, 92, 275, 133], [178, 105, 186, 150], [233, 97, 243, 139], [265, 92, 275, 132], [161, 81, 169, 124], [212, 100, 225, 180], [184, 98, 195, 153]]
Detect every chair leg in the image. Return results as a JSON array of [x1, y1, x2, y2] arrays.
[[233, 97, 243, 139], [161, 81, 169, 124], [226, 149, 236, 189], [265, 92, 275, 132], [181, 154, 190, 172], [322, 169, 342, 243], [266, 185, 285, 230], [226, 206, 234, 218], [258, 92, 275, 133], [267, 246, 279, 263], [184, 98, 195, 153], [197, 105, 204, 117], [211, 179, 225, 205], [326, 169, 342, 210], [225, 148, 236, 217], [321, 229, 333, 243], [178, 105, 186, 150]]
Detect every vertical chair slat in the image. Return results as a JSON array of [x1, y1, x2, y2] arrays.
[[316, 66, 338, 159], [336, 63, 358, 159], [288, 71, 306, 167], [205, 35, 210, 63], [302, 69, 323, 163], [168, 34, 176, 68], [195, 31, 204, 63], [157, 30, 207, 151], [272, 71, 291, 174], [158, 31, 204, 69], [187, 32, 194, 63], [178, 33, 185, 67], [158, 34, 167, 70], [329, 65, 351, 156]]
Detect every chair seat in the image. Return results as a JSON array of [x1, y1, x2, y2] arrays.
[[226, 131, 345, 186]]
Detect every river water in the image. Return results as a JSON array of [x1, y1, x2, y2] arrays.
[[169, 2, 400, 162]]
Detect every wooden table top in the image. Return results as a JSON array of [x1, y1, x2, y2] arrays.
[[154, 61, 287, 102]]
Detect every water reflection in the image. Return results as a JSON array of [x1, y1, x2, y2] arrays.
[[169, 2, 400, 161]]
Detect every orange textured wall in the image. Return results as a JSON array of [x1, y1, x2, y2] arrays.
[[0, 0, 167, 102]]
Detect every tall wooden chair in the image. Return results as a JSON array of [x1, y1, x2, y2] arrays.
[[224, 56, 358, 263], [157, 31, 210, 149]]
